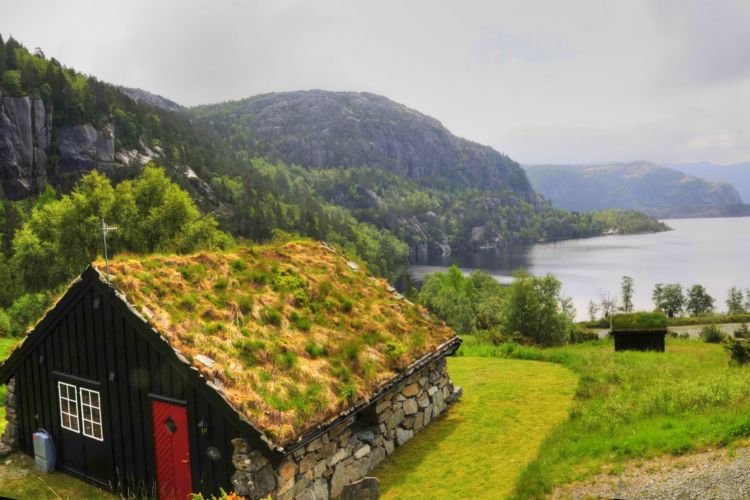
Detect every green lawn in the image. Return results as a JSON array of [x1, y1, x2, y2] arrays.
[[460, 337, 750, 498], [0, 453, 110, 499], [373, 356, 578, 499]]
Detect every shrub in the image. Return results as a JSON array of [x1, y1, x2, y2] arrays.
[[734, 323, 750, 339], [700, 324, 726, 343], [725, 339, 750, 366], [0, 309, 11, 336], [570, 327, 600, 344], [8, 293, 49, 336]]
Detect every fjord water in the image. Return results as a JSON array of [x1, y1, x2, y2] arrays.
[[411, 217, 750, 320]]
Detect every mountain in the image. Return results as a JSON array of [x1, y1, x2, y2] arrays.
[[0, 34, 667, 284], [118, 86, 182, 113], [191, 90, 535, 201], [670, 162, 750, 203], [524, 162, 746, 218]]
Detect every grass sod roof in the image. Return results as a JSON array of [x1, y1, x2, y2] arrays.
[[93, 240, 457, 446], [611, 312, 668, 332]]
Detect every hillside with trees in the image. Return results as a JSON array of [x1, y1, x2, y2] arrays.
[[1, 33, 667, 292]]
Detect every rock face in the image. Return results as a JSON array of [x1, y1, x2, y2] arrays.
[[230, 356, 462, 499], [0, 93, 50, 199], [194, 90, 535, 201], [0, 91, 120, 199], [118, 86, 182, 113], [57, 121, 115, 172]]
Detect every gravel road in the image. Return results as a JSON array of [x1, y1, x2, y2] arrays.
[[553, 446, 750, 499]]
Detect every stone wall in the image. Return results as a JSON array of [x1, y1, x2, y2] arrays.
[[0, 377, 18, 456], [231, 356, 462, 499]]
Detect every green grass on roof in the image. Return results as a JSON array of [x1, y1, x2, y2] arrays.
[[611, 312, 668, 332], [96, 239, 456, 446]]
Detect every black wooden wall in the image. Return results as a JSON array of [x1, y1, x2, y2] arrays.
[[12, 279, 240, 495]]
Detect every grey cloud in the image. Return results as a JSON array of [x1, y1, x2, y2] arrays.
[[1, 0, 749, 164]]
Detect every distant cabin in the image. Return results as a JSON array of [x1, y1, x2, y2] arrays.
[[0, 241, 462, 498], [611, 312, 668, 352]]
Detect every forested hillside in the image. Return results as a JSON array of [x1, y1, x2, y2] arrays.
[[0, 33, 667, 325]]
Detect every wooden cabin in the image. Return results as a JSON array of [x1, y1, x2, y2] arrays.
[[611, 312, 668, 352], [0, 241, 462, 498]]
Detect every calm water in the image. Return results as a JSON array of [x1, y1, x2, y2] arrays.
[[410, 217, 750, 320]]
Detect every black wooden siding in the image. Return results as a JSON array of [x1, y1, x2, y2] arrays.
[[13, 281, 239, 495]]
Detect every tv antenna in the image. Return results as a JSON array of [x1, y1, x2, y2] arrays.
[[100, 218, 118, 283]]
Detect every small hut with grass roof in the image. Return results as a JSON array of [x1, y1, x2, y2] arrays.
[[611, 312, 668, 352], [0, 239, 462, 498]]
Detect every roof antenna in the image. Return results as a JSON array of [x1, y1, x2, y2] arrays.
[[100, 218, 118, 283]]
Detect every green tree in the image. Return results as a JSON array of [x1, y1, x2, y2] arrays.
[[418, 266, 476, 334], [621, 276, 634, 313], [2, 69, 22, 95], [726, 286, 746, 315], [501, 270, 570, 346], [686, 284, 714, 316], [11, 166, 231, 293], [653, 283, 684, 318]]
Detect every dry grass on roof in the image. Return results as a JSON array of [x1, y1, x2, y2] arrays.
[[95, 239, 456, 446]]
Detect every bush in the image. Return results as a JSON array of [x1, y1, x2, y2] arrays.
[[570, 327, 599, 344], [734, 323, 750, 339], [725, 339, 750, 365], [0, 309, 11, 336], [8, 293, 49, 336], [700, 324, 726, 343]]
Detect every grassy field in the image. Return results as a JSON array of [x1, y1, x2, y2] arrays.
[[460, 337, 750, 498], [373, 357, 578, 499]]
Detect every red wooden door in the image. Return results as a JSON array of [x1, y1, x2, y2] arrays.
[[151, 401, 193, 499]]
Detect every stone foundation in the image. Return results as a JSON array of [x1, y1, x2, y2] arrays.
[[0, 377, 18, 456], [231, 357, 461, 499]]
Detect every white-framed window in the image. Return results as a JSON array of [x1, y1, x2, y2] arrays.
[[58, 381, 80, 433], [79, 387, 104, 441]]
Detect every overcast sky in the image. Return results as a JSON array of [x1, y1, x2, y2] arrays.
[[4, 0, 750, 165]]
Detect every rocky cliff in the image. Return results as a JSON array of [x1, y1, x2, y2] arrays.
[[0, 93, 140, 199], [0, 92, 50, 199], [192, 90, 535, 202]]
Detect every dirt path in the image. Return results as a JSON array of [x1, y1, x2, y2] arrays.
[[553, 446, 750, 499]]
